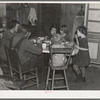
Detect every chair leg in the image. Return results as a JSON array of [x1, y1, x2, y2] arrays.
[[23, 75, 26, 80], [51, 70, 55, 90], [10, 67, 14, 79], [64, 70, 69, 90], [19, 73, 23, 80], [45, 67, 50, 90], [36, 67, 39, 89]]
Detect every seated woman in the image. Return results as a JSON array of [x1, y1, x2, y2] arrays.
[[50, 34, 67, 67], [60, 25, 70, 42]]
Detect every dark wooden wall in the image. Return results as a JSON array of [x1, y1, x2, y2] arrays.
[[6, 3, 85, 39], [37, 4, 61, 36], [60, 4, 85, 41], [6, 3, 37, 24], [37, 4, 85, 38], [18, 4, 37, 24]]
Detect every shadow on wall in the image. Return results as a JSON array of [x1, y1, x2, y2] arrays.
[[60, 4, 85, 41]]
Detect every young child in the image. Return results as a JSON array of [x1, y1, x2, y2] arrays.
[[72, 26, 90, 82], [50, 25, 58, 38], [60, 25, 70, 42], [51, 34, 67, 67]]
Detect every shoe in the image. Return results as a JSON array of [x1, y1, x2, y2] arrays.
[[75, 74, 82, 82], [82, 77, 86, 82]]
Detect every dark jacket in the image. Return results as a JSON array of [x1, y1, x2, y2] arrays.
[[0, 30, 16, 61], [12, 33, 43, 64]]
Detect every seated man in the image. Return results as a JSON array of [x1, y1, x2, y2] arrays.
[[0, 20, 20, 61], [0, 20, 20, 76], [11, 24, 43, 71]]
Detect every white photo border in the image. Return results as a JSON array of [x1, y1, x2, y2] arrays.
[[0, 0, 99, 99]]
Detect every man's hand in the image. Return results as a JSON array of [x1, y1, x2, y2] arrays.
[[37, 39, 42, 44]]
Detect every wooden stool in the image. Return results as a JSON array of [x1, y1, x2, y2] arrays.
[[45, 66, 69, 90], [45, 48, 73, 90]]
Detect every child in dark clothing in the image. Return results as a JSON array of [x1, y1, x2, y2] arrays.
[[73, 26, 90, 82]]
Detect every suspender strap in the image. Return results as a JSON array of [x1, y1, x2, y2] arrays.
[[10, 36, 25, 51], [9, 35, 15, 48], [14, 37, 25, 51]]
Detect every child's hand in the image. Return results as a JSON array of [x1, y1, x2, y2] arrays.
[[75, 45, 79, 49]]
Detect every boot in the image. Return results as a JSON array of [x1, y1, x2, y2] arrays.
[[75, 74, 82, 82], [82, 77, 86, 82]]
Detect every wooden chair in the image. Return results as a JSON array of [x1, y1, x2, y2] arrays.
[[0, 56, 9, 76], [5, 46, 39, 90], [45, 46, 74, 90]]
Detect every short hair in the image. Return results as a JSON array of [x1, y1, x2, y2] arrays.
[[61, 24, 67, 28], [60, 24, 68, 33], [77, 26, 87, 36], [49, 24, 59, 33], [8, 19, 19, 29]]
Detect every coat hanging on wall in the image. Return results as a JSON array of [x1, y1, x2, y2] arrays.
[[28, 7, 37, 26]]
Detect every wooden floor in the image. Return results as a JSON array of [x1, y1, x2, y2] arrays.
[[25, 66, 100, 90], [2, 64, 100, 90]]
